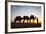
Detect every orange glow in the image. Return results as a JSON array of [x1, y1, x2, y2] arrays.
[[38, 18, 41, 23], [15, 17, 42, 23], [21, 19, 24, 23], [34, 19, 37, 23], [30, 19, 33, 23], [16, 21, 19, 23], [24, 19, 27, 23]]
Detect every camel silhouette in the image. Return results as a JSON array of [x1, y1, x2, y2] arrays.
[[14, 16, 22, 23], [14, 15, 38, 23], [11, 15, 41, 28]]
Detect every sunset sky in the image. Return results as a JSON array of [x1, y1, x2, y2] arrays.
[[11, 5, 41, 22]]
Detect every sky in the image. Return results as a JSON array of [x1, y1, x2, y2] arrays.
[[11, 5, 41, 22]]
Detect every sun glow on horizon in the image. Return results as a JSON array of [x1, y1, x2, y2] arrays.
[[24, 19, 27, 23], [12, 17, 42, 24], [38, 18, 41, 23], [31, 19, 33, 23], [21, 19, 24, 23], [34, 19, 37, 23]]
